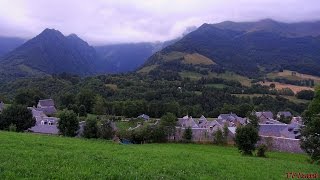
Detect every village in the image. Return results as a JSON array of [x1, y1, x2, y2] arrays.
[[0, 98, 304, 153]]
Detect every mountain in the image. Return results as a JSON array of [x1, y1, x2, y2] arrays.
[[212, 19, 320, 37], [95, 39, 180, 73], [0, 37, 25, 57], [0, 29, 98, 79], [95, 42, 157, 73], [141, 19, 320, 78]]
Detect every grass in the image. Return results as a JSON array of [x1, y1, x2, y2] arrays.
[[0, 131, 319, 179], [179, 71, 203, 80], [233, 94, 310, 104], [209, 71, 252, 87], [183, 53, 215, 65], [206, 83, 227, 89], [267, 70, 320, 85], [259, 81, 314, 94]]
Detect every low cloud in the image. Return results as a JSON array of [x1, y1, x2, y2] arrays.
[[0, 0, 319, 45]]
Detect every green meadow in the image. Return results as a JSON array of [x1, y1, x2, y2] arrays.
[[0, 131, 318, 179]]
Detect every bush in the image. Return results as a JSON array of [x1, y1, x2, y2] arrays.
[[257, 144, 267, 157], [83, 117, 99, 138], [79, 105, 87, 117], [235, 125, 260, 155], [58, 110, 79, 137], [213, 128, 224, 145], [183, 127, 192, 142], [296, 90, 314, 100], [0, 104, 35, 132], [99, 119, 115, 139]]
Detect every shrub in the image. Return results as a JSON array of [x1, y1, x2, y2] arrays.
[[58, 110, 79, 137], [257, 144, 267, 157], [99, 119, 115, 140], [213, 128, 224, 145], [183, 127, 193, 142], [83, 117, 99, 138], [79, 105, 87, 117], [0, 104, 35, 132], [235, 125, 260, 155]]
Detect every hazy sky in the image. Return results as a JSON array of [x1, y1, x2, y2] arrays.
[[0, 0, 320, 45]]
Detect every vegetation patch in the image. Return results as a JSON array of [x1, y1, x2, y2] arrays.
[[0, 131, 318, 179], [259, 81, 314, 94], [183, 53, 215, 65]]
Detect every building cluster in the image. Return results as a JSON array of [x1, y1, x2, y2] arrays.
[[28, 99, 59, 134], [174, 111, 303, 142]]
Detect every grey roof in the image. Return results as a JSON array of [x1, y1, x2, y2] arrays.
[[38, 99, 55, 107], [218, 113, 239, 121], [255, 111, 273, 119], [35, 107, 57, 115], [138, 114, 150, 120], [259, 124, 288, 137], [29, 117, 59, 134], [277, 111, 292, 117], [178, 116, 199, 128]]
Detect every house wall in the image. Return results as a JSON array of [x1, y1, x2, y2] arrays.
[[258, 136, 303, 153]]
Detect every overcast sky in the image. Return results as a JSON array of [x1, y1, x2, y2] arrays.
[[0, 0, 320, 45]]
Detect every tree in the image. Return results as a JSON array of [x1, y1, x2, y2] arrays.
[[235, 125, 260, 155], [0, 105, 35, 132], [303, 87, 320, 124], [83, 117, 99, 138], [296, 90, 314, 100], [269, 83, 276, 89], [99, 119, 115, 139], [59, 93, 76, 109], [300, 87, 320, 162], [160, 113, 177, 138], [57, 110, 79, 137], [223, 124, 229, 144], [77, 90, 95, 113], [213, 128, 224, 145], [246, 112, 259, 130], [14, 89, 45, 107], [278, 114, 291, 124], [183, 127, 192, 142], [300, 116, 320, 163], [93, 95, 106, 115], [79, 105, 87, 117]]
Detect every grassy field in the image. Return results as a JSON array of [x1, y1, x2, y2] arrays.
[[0, 132, 319, 179], [233, 94, 311, 104], [260, 81, 314, 94], [267, 70, 320, 85]]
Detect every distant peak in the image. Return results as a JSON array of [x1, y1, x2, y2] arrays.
[[68, 33, 79, 38], [39, 28, 64, 37], [258, 18, 278, 23]]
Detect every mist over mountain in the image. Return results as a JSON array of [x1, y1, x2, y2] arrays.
[[141, 19, 320, 77], [0, 37, 25, 57]]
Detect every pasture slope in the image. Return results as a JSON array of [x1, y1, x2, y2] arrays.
[[0, 131, 319, 179]]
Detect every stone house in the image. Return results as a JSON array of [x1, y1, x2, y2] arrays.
[[36, 99, 57, 115], [28, 108, 59, 134], [255, 111, 274, 123]]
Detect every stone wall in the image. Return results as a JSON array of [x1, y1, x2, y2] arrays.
[[259, 136, 304, 153], [174, 127, 235, 144]]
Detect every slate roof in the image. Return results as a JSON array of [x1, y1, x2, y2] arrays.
[[178, 116, 199, 128], [138, 114, 150, 120], [35, 107, 57, 115], [259, 124, 288, 137], [38, 99, 55, 107], [29, 116, 59, 134], [255, 111, 273, 119]]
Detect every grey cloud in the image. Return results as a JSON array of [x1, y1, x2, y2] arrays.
[[0, 0, 319, 45]]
